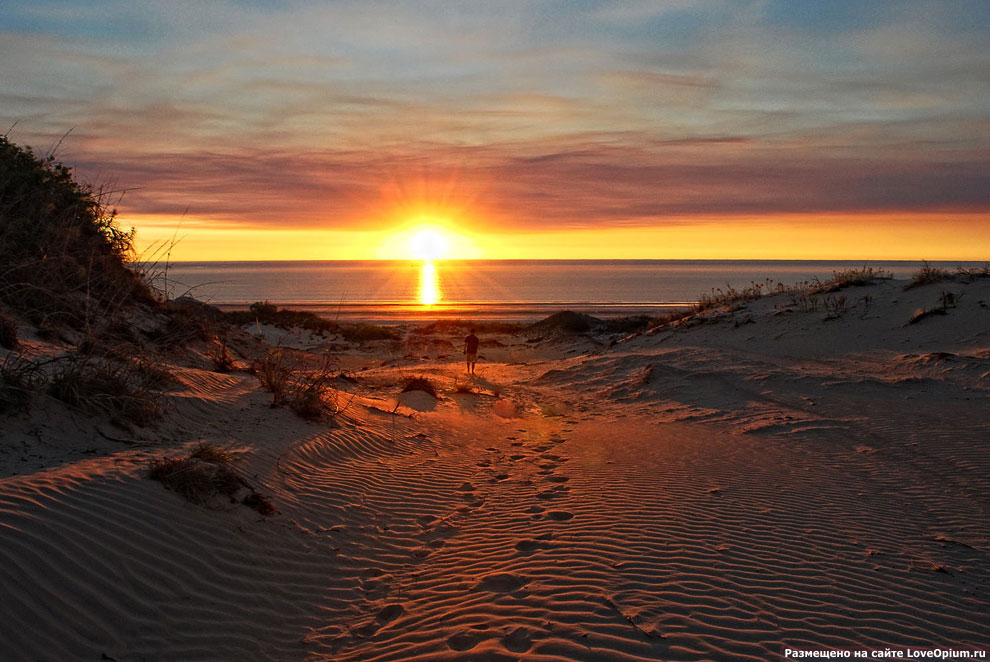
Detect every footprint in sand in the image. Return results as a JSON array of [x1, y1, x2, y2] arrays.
[[457, 482, 475, 492], [447, 628, 489, 652], [376, 604, 404, 623], [514, 535, 553, 554], [353, 621, 379, 638], [547, 510, 574, 521], [494, 473, 510, 481], [476, 460, 492, 468], [504, 627, 534, 653], [509, 454, 526, 460], [475, 572, 528, 593], [545, 475, 569, 483]]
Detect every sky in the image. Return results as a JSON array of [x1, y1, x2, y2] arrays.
[[2, 0, 989, 260]]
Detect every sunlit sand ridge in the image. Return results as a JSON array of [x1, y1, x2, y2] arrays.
[[2, 272, 988, 660]]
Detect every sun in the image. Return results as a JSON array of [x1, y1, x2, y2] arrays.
[[376, 220, 482, 260], [410, 227, 448, 261]]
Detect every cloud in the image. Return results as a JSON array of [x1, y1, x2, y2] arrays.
[[1, 0, 987, 237]]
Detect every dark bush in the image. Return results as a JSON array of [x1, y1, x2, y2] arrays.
[[0, 136, 155, 329], [0, 313, 17, 349]]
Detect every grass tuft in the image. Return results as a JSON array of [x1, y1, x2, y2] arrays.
[[255, 349, 342, 419], [148, 443, 277, 515], [0, 313, 18, 349], [905, 261, 953, 290], [208, 338, 236, 373], [48, 354, 166, 426]]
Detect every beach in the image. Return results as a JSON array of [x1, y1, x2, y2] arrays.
[[2, 273, 988, 661]]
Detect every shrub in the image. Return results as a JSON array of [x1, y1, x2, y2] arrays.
[[0, 136, 154, 329], [148, 456, 243, 504], [414, 319, 525, 335], [0, 354, 43, 413], [402, 376, 438, 398], [255, 349, 341, 419], [601, 315, 656, 334], [189, 441, 234, 464], [338, 323, 399, 342], [0, 313, 18, 349], [285, 354, 340, 419], [905, 261, 953, 290], [48, 354, 165, 425], [148, 443, 276, 515], [223, 302, 338, 333], [255, 348, 291, 404], [208, 339, 236, 372]]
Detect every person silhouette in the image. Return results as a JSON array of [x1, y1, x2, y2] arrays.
[[464, 328, 480, 375]]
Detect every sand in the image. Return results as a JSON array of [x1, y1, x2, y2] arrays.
[[1, 277, 988, 661]]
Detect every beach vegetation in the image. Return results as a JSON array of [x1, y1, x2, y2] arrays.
[[256, 348, 292, 404], [255, 349, 342, 419], [0, 353, 44, 413], [48, 353, 166, 426], [224, 302, 399, 342], [339, 323, 399, 342], [401, 376, 438, 398], [601, 315, 657, 334], [905, 261, 952, 290], [208, 338, 236, 372], [148, 442, 276, 515], [0, 135, 155, 332], [530, 310, 599, 334], [189, 441, 235, 464], [414, 319, 526, 335], [285, 354, 340, 420], [956, 264, 990, 281], [0, 313, 18, 349]]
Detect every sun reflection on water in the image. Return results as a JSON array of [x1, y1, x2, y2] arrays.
[[418, 261, 441, 306]]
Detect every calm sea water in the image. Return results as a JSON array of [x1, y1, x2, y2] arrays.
[[155, 260, 981, 322]]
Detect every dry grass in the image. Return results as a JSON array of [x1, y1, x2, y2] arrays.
[[224, 301, 399, 342], [148, 442, 277, 515], [414, 319, 526, 335], [0, 313, 18, 349], [255, 349, 342, 419], [148, 456, 243, 504], [255, 348, 292, 404], [48, 353, 166, 426], [208, 338, 236, 373], [286, 356, 339, 420], [905, 262, 953, 290], [0, 353, 44, 413], [189, 441, 234, 464]]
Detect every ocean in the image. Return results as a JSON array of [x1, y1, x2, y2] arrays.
[[153, 260, 982, 322]]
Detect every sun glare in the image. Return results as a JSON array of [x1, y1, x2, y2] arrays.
[[376, 221, 482, 261], [410, 228, 448, 261], [418, 261, 441, 306]]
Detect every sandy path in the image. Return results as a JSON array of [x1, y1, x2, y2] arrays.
[[3, 276, 990, 661]]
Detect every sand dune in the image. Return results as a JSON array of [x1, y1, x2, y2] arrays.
[[1, 277, 988, 660]]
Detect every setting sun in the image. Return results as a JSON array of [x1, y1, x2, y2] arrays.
[[376, 222, 482, 261], [410, 228, 448, 261]]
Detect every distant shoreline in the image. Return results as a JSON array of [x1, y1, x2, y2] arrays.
[[211, 301, 692, 324]]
